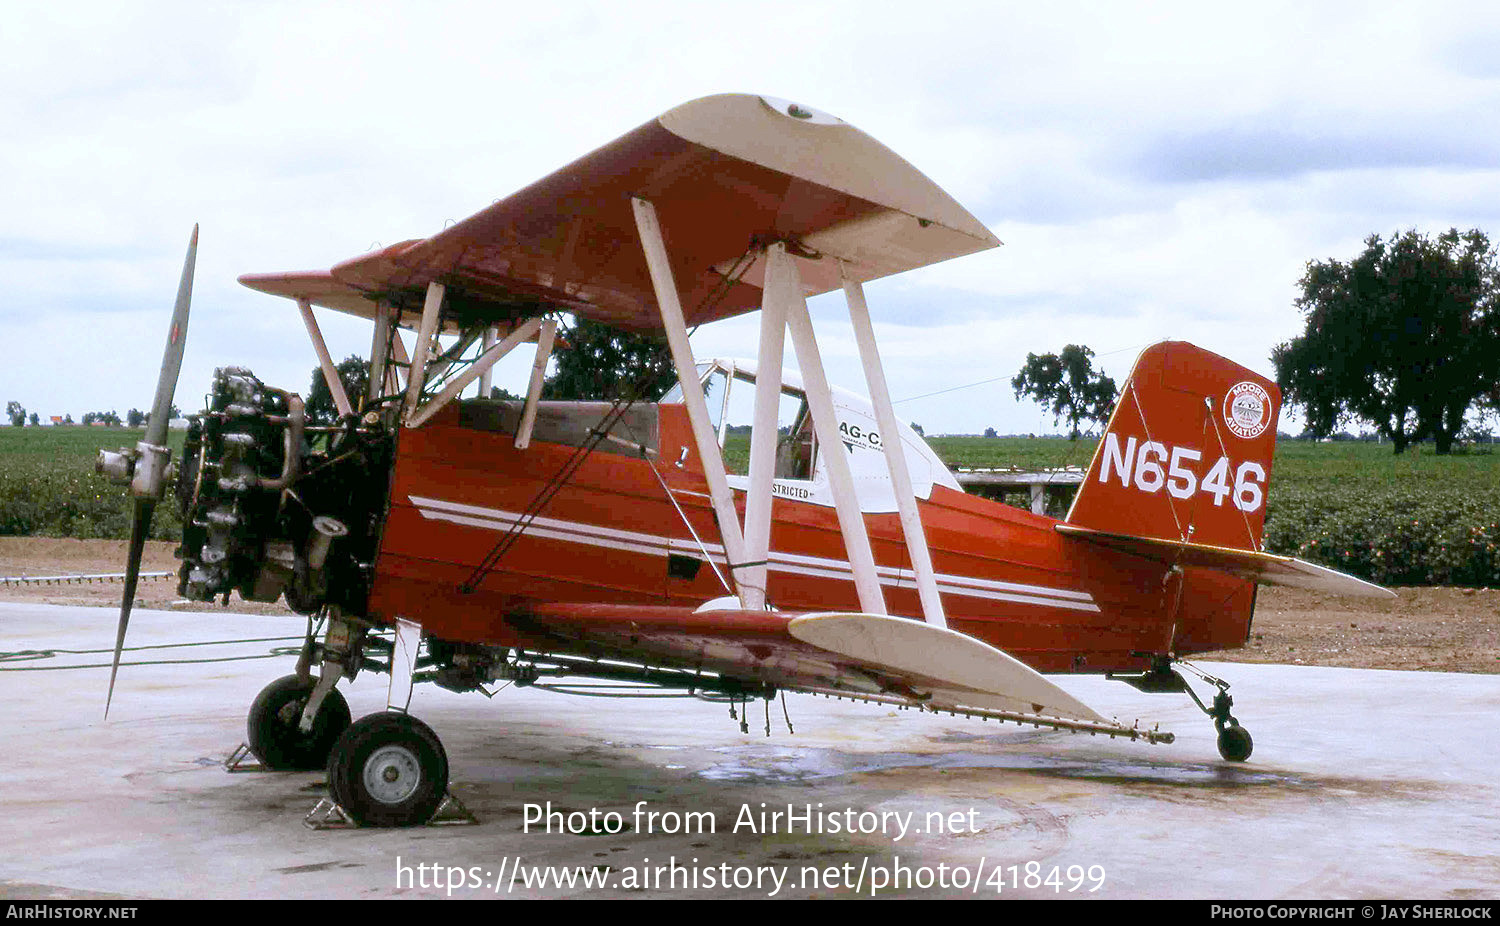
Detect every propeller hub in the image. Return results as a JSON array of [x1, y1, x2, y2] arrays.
[[128, 441, 172, 500], [96, 449, 135, 485]]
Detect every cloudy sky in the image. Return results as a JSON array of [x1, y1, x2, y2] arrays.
[[3, 1, 1498, 437]]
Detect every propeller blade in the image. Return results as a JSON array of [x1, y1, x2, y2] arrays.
[[106, 497, 155, 718], [145, 225, 197, 447], [107, 224, 194, 718]]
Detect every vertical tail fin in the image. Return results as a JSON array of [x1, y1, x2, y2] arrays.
[[1065, 341, 1280, 552]]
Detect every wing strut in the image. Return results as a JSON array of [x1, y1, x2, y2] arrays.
[[476, 325, 497, 398], [631, 197, 748, 598], [514, 319, 558, 449], [387, 328, 411, 394], [739, 243, 793, 610], [298, 298, 353, 419], [402, 282, 446, 424], [406, 317, 547, 428], [843, 266, 947, 628], [783, 255, 887, 615], [368, 300, 394, 405]]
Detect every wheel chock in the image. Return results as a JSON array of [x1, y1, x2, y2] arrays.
[[224, 742, 271, 773], [302, 791, 478, 830]]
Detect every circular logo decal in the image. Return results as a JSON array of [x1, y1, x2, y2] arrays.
[[760, 96, 844, 125], [1224, 382, 1272, 440]]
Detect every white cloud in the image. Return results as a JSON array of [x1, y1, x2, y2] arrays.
[[1, 0, 1497, 442]]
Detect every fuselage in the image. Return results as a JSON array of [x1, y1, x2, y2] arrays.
[[367, 399, 1255, 673]]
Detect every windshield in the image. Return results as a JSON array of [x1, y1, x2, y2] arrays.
[[658, 362, 714, 404]]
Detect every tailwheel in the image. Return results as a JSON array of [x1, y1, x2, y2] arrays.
[[247, 674, 351, 771], [327, 712, 449, 827], [1216, 722, 1254, 762], [1206, 684, 1252, 762], [1114, 658, 1254, 762]]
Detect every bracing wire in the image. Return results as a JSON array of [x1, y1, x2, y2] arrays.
[[457, 241, 762, 595]]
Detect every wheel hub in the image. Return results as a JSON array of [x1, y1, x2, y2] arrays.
[[363, 745, 422, 804], [276, 700, 305, 726]]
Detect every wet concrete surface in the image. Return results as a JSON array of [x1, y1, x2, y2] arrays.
[[1, 602, 1497, 899]]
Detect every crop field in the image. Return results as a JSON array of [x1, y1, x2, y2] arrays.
[[3, 426, 1498, 586], [1256, 440, 1500, 587], [0, 426, 187, 540], [931, 436, 1500, 587]]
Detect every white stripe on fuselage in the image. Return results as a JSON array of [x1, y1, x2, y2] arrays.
[[407, 495, 1100, 613]]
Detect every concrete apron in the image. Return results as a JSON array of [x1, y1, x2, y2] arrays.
[[1, 602, 1496, 899]]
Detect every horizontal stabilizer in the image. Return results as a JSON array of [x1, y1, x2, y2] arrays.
[[1056, 524, 1395, 599], [787, 613, 1106, 721]]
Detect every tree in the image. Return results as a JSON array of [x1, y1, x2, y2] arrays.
[[1273, 228, 1500, 454], [83, 410, 121, 426], [28, 412, 38, 427], [126, 408, 146, 427], [542, 318, 676, 401], [1011, 345, 1118, 440], [307, 356, 370, 424], [143, 404, 181, 427], [5, 401, 24, 427]]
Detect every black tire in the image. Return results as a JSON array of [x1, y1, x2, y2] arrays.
[[327, 712, 449, 827], [1217, 724, 1254, 762], [246, 674, 351, 771]]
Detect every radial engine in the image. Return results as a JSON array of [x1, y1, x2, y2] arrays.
[[173, 367, 393, 615]]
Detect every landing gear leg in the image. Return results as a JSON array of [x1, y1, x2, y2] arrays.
[[1180, 663, 1253, 762]]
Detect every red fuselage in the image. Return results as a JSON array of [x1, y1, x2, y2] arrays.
[[368, 402, 1253, 674]]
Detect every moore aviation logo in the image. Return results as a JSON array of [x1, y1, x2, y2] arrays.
[[1223, 382, 1272, 440]]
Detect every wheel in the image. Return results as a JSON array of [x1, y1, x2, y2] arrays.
[[1217, 723, 1254, 762], [326, 712, 449, 827], [246, 674, 351, 771]]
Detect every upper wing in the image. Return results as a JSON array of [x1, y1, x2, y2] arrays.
[[235, 266, 406, 323], [508, 602, 1103, 721], [240, 94, 999, 333]]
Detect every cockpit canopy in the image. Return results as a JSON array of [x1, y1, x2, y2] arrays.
[[662, 359, 959, 512]]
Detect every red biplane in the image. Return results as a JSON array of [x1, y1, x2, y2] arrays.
[[98, 94, 1389, 827]]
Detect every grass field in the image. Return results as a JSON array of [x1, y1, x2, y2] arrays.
[[925, 435, 1102, 471], [927, 433, 1500, 495], [3, 424, 1498, 585], [927, 437, 1500, 586], [0, 426, 187, 539]]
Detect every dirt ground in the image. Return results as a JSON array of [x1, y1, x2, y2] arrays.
[[0, 538, 303, 617], [2, 537, 1496, 674]]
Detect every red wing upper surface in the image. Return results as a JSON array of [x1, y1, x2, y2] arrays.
[[240, 94, 998, 333]]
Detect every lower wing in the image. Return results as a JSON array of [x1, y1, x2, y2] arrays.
[[508, 602, 1104, 721]]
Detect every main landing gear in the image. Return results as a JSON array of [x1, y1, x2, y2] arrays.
[[326, 712, 450, 828], [1115, 658, 1253, 762], [242, 613, 456, 827], [246, 674, 351, 770]]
